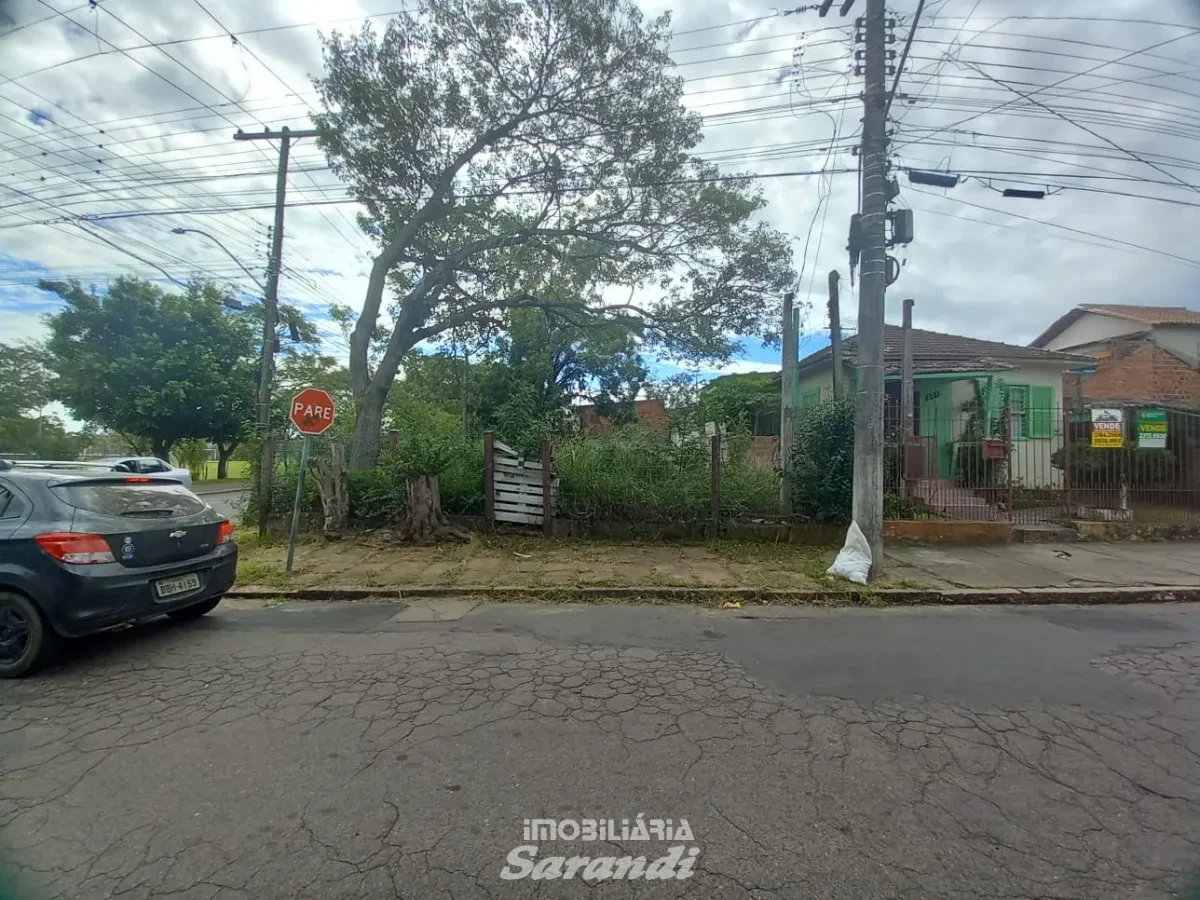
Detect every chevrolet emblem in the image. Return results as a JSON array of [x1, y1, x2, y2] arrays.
[[169, 530, 187, 539]]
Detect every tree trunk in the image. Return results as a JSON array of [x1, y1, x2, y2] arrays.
[[151, 439, 172, 461], [349, 389, 386, 470], [308, 441, 349, 540], [216, 442, 237, 480], [397, 474, 471, 545]]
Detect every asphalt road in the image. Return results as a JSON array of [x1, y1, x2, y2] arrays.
[[2, 600, 1199, 899]]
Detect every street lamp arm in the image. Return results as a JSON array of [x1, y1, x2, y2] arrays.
[[169, 226, 266, 294]]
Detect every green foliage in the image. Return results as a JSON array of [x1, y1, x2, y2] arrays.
[[388, 402, 466, 475], [172, 439, 209, 481], [40, 277, 257, 458], [953, 379, 1008, 487], [554, 427, 778, 523], [790, 397, 855, 523], [698, 372, 779, 433], [0, 340, 90, 459], [247, 437, 485, 528], [1051, 441, 1176, 483], [312, 0, 796, 463], [554, 428, 711, 522]]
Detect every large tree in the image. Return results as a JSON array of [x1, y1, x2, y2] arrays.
[[0, 341, 87, 459], [311, 0, 796, 469], [41, 277, 257, 463]]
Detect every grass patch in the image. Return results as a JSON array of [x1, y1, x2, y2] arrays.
[[198, 460, 251, 481]]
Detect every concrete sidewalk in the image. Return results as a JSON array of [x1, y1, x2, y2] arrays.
[[234, 534, 1200, 593], [885, 541, 1200, 589]]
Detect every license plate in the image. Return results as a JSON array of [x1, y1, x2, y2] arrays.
[[155, 572, 201, 599]]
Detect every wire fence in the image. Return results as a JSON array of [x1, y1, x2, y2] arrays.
[[246, 399, 1200, 533]]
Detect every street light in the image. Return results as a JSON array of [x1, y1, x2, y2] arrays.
[[169, 226, 264, 302]]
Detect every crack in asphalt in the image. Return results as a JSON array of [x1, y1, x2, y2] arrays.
[[0, 617, 1198, 899]]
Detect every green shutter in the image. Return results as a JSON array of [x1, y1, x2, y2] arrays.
[[1029, 385, 1054, 438], [802, 389, 821, 408]]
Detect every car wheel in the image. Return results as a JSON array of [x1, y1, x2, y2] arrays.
[[0, 591, 58, 678], [167, 596, 223, 621]]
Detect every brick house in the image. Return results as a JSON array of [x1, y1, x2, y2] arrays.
[[575, 398, 670, 436], [1030, 304, 1200, 406]]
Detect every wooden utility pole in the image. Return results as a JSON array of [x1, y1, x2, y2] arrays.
[[828, 271, 844, 398], [233, 125, 318, 537], [779, 290, 796, 514], [852, 0, 888, 577]]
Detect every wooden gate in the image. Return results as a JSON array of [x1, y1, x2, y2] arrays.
[[489, 439, 555, 527]]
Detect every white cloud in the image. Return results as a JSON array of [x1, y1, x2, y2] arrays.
[[1, 0, 1197, 371]]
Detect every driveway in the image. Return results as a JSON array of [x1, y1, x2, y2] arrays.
[[2, 600, 1199, 899]]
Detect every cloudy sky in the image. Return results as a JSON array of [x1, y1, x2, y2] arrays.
[[2, 0, 1199, 394]]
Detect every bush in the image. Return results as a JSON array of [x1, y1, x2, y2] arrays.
[[790, 397, 854, 523], [246, 436, 484, 529], [555, 427, 712, 522]]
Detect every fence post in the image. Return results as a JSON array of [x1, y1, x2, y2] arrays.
[[1062, 409, 1072, 517], [540, 439, 553, 538], [484, 431, 495, 527], [388, 429, 400, 456], [711, 434, 723, 538]]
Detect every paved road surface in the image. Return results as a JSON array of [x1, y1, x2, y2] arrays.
[[2, 600, 1199, 899]]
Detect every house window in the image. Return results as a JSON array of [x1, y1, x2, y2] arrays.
[[1006, 384, 1029, 439]]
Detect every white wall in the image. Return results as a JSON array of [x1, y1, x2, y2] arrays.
[[1151, 325, 1200, 365], [1004, 363, 1066, 488], [1042, 311, 1142, 352]]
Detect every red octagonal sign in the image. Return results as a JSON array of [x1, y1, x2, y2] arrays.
[[290, 387, 337, 435]]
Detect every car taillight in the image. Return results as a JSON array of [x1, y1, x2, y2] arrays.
[[217, 520, 234, 545], [35, 532, 116, 565], [125, 477, 151, 483]]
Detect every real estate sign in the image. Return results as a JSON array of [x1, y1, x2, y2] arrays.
[[1091, 408, 1124, 448], [1137, 408, 1168, 449]]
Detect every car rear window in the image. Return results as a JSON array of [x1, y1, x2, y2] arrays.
[[50, 482, 210, 518]]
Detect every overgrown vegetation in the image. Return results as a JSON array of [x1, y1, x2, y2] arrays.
[[790, 397, 855, 523]]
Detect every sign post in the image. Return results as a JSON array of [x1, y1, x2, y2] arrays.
[[286, 387, 337, 573]]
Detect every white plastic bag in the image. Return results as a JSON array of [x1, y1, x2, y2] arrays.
[[827, 520, 872, 584]]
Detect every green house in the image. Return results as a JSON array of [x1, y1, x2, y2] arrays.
[[796, 324, 1090, 486]]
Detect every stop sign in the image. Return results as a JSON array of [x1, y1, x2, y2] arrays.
[[289, 387, 336, 435]]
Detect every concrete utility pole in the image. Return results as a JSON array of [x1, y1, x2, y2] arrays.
[[852, 0, 889, 577], [233, 125, 319, 538], [779, 289, 796, 515], [901, 298, 915, 439], [828, 271, 844, 398]]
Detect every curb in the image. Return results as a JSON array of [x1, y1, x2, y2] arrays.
[[226, 584, 1200, 606]]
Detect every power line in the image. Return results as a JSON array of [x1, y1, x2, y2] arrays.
[[906, 185, 1200, 269]]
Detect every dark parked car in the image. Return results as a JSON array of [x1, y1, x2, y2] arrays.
[[0, 462, 237, 677]]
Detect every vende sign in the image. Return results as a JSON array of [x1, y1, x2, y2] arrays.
[[290, 387, 337, 435]]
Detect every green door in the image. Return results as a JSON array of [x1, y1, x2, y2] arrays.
[[918, 383, 954, 478]]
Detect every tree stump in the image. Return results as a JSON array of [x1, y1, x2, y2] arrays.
[[397, 474, 471, 544], [307, 441, 349, 540]]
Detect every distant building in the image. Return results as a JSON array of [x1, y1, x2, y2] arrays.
[[575, 398, 670, 437], [797, 323, 1088, 486], [1031, 304, 1200, 407]]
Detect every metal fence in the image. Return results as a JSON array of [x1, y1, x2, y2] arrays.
[[882, 402, 1200, 524]]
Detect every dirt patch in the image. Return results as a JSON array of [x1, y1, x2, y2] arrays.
[[233, 534, 883, 592]]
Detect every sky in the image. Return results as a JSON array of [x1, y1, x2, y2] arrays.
[[3, 0, 1200, 416]]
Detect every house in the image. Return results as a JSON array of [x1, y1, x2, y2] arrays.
[[796, 324, 1090, 487], [1030, 304, 1200, 406], [575, 398, 670, 437]]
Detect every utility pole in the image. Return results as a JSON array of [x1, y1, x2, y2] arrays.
[[852, 0, 888, 577], [828, 271, 844, 398], [779, 289, 796, 515], [233, 125, 319, 538], [900, 298, 915, 440]]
